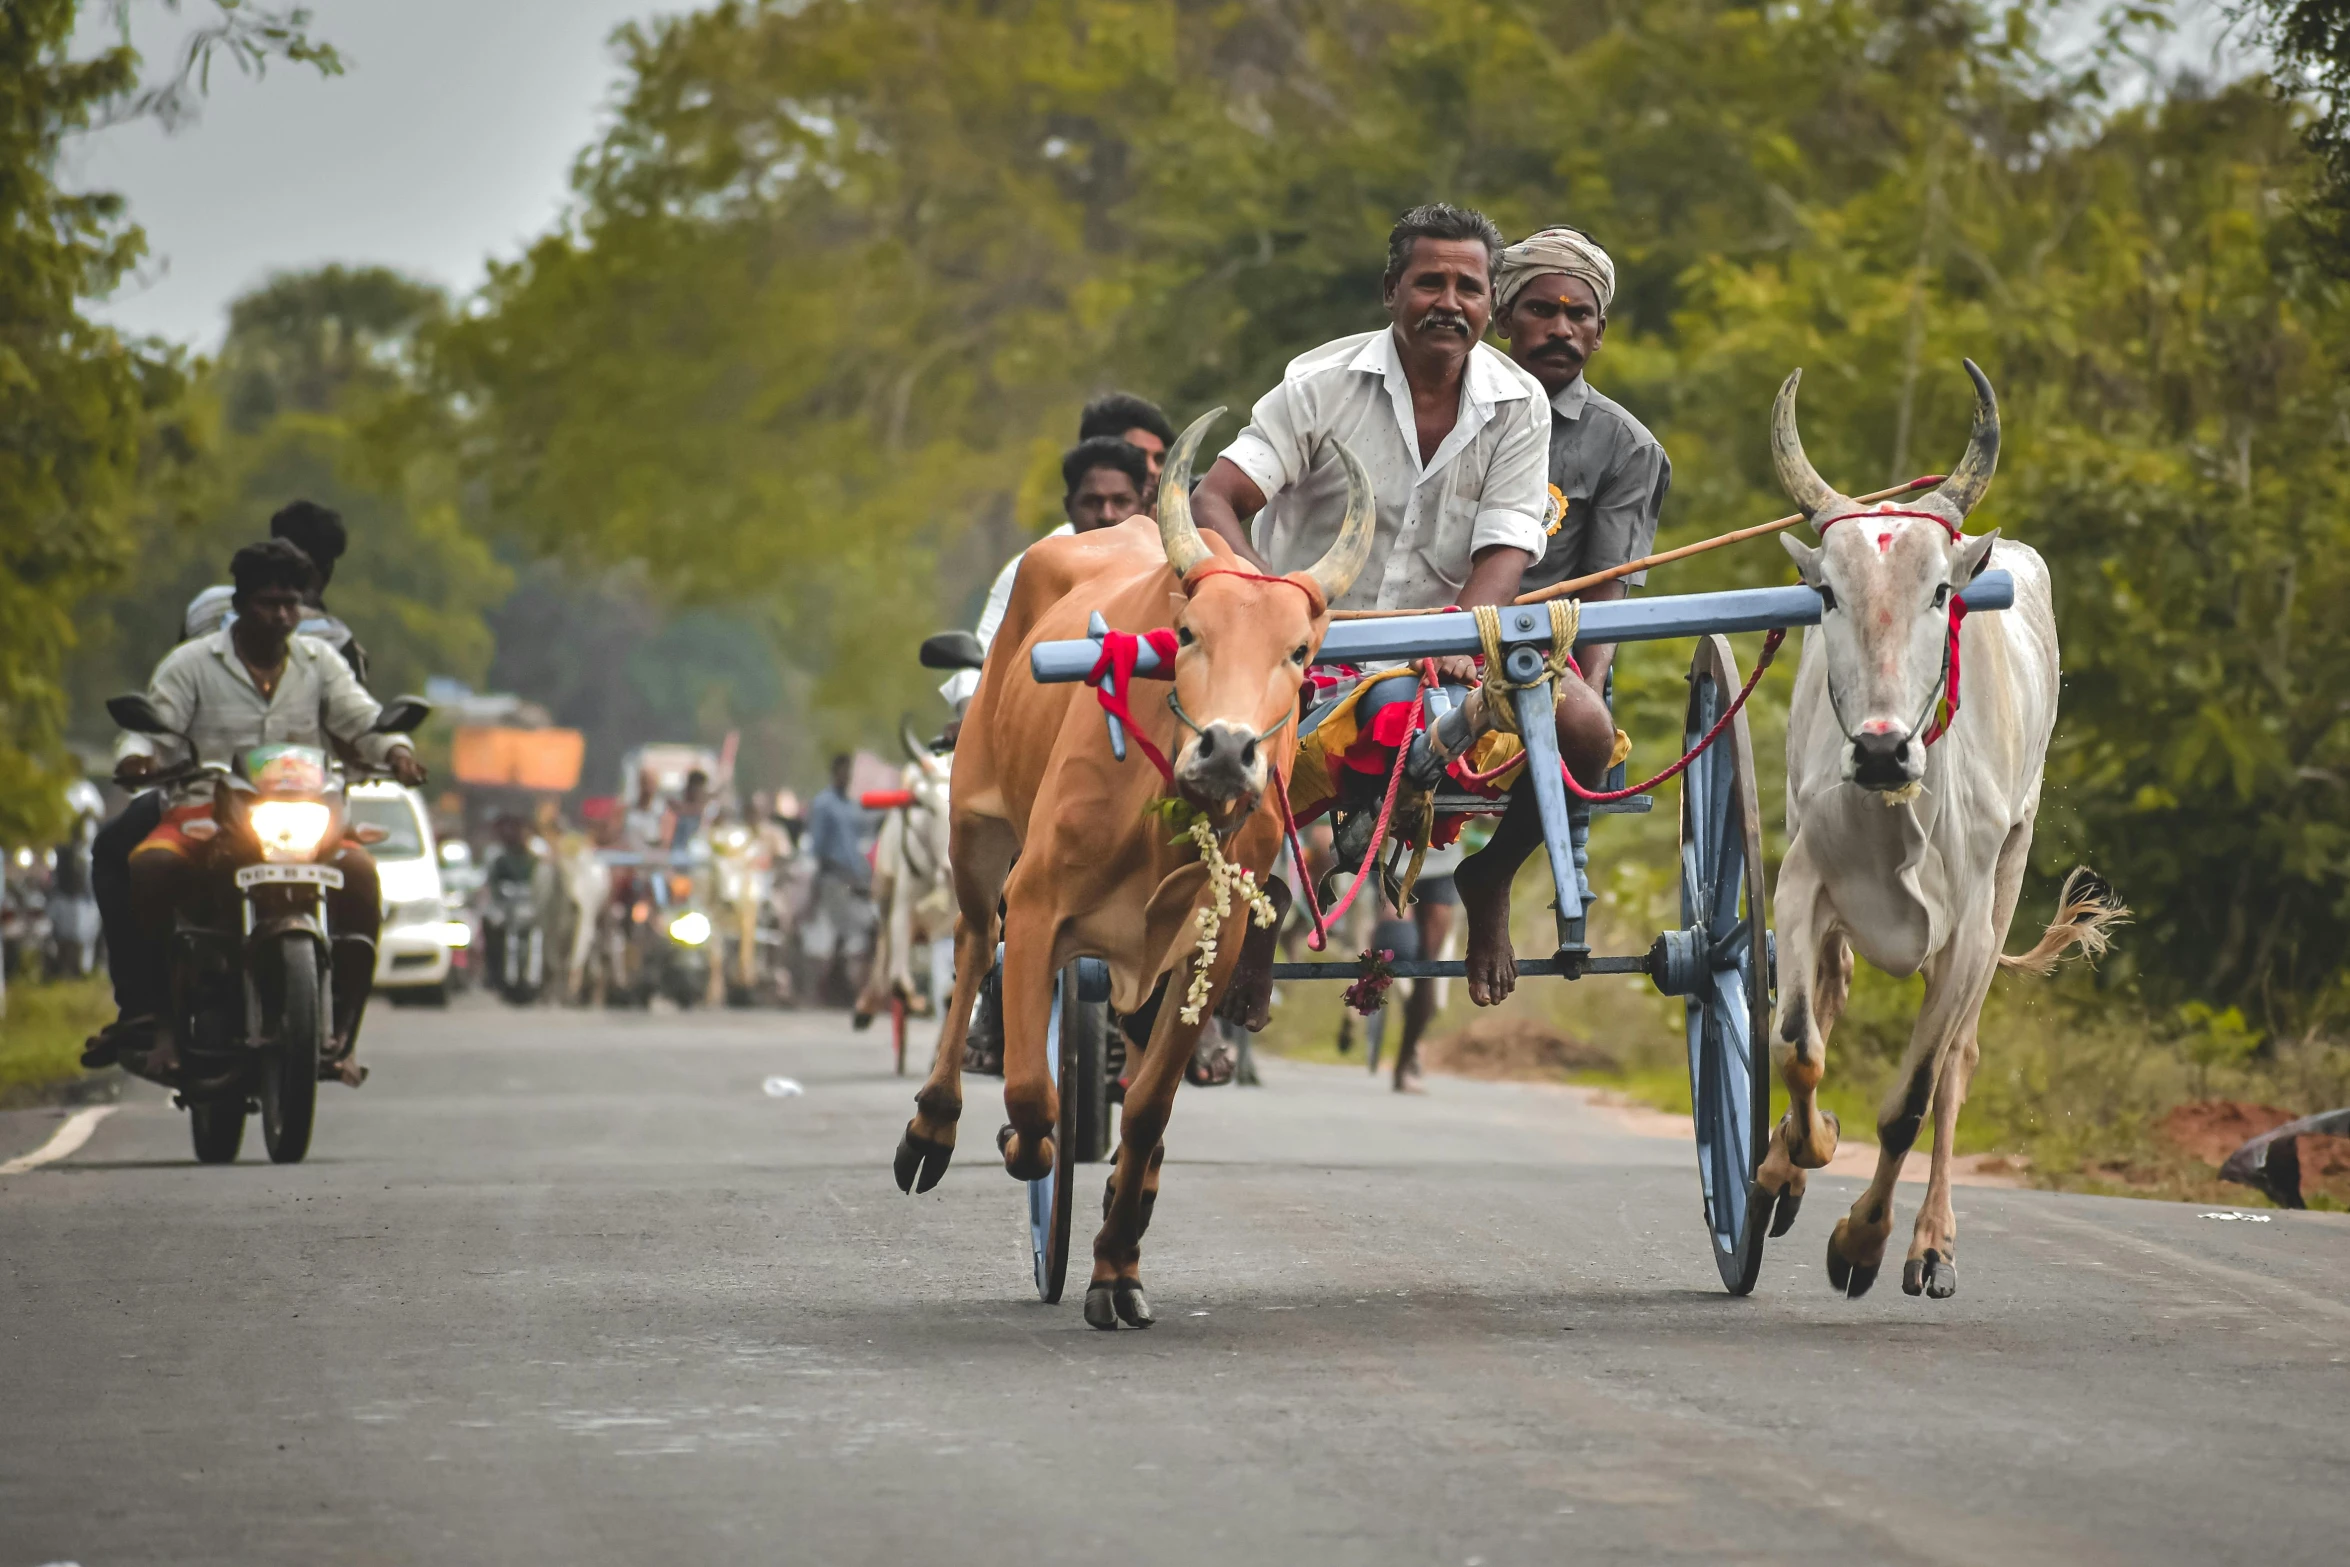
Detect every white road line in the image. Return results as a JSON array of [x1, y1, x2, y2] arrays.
[[0, 1105, 119, 1177]]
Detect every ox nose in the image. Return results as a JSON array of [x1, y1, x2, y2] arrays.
[[1849, 726, 1914, 789], [1180, 720, 1267, 802]]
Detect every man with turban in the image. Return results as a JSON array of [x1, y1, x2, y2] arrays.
[[1449, 225, 1674, 1003]]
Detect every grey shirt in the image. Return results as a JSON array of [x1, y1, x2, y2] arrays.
[[1518, 376, 1671, 594]]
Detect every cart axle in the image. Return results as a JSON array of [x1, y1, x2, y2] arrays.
[[1270, 954, 1650, 982]]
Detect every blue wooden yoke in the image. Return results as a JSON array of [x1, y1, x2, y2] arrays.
[[1026, 570, 2017, 977]]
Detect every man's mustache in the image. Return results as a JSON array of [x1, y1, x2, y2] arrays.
[[1416, 310, 1473, 336]]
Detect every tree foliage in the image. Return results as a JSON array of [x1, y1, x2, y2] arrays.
[[424, 1, 2350, 1021], [0, 0, 336, 845], [67, 266, 512, 725]]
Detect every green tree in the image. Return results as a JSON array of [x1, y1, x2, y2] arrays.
[[67, 266, 512, 725], [0, 0, 335, 844]]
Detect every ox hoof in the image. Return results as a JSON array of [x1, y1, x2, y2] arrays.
[[1749, 1177, 1804, 1240], [1902, 1249, 1958, 1300], [997, 1123, 1054, 1182], [1114, 1280, 1153, 1328], [1826, 1220, 1880, 1299], [1084, 1282, 1119, 1330], [893, 1123, 953, 1194]]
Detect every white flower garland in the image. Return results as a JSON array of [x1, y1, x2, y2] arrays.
[[1179, 817, 1277, 1025]]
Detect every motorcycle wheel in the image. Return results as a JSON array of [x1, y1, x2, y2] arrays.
[[189, 1101, 244, 1164], [261, 933, 324, 1165]]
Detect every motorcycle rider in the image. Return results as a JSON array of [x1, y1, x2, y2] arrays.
[[101, 539, 426, 1082], [87, 502, 371, 1064], [481, 811, 540, 990]]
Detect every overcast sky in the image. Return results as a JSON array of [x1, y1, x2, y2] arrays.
[[68, 0, 677, 348]]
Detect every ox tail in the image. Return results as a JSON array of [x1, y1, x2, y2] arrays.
[[1999, 867, 2130, 977]]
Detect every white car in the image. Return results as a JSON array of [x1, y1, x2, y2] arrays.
[[347, 781, 460, 1005]]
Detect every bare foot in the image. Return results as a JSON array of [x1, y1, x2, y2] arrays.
[[1454, 852, 1517, 1006]]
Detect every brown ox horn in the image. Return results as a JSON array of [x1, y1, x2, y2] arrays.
[[1771, 368, 1846, 523], [1300, 438, 1376, 604], [1156, 406, 1227, 578], [1926, 358, 2000, 522]]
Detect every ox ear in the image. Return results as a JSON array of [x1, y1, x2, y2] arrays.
[[1780, 532, 1823, 585], [1951, 528, 1999, 584]]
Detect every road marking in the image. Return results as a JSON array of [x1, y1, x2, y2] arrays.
[[0, 1105, 118, 1176]]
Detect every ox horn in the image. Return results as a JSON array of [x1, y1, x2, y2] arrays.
[[1300, 438, 1376, 605], [1771, 368, 1846, 523], [1156, 406, 1227, 578], [1926, 358, 2000, 522]]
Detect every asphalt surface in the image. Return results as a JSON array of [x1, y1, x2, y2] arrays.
[[3, 1000, 2346, 1567]]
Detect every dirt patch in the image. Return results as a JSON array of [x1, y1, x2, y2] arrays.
[[2158, 1100, 2298, 1166], [1422, 1016, 1617, 1081], [2157, 1099, 2350, 1205]]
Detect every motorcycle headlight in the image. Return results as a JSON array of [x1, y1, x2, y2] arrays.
[[668, 910, 712, 947], [250, 800, 332, 862]]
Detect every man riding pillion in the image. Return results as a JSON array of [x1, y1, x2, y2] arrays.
[[1186, 202, 1555, 1019], [99, 540, 426, 1084]]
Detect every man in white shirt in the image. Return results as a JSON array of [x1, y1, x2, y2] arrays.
[[1189, 202, 1551, 651]]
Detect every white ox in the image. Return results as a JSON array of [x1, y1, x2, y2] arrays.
[[855, 742, 955, 1026], [1757, 360, 2124, 1301]]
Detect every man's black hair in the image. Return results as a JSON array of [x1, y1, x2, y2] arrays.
[[1061, 436, 1150, 501], [1383, 202, 1504, 286], [831, 753, 852, 772], [269, 500, 347, 589], [1078, 392, 1175, 448], [229, 538, 318, 602]]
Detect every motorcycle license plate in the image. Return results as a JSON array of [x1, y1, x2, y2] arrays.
[[234, 863, 344, 891]]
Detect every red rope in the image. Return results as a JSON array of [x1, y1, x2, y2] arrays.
[[1086, 627, 1182, 782], [1453, 629, 1788, 802], [1273, 662, 1435, 953]]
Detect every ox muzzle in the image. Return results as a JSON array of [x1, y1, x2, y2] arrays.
[[1847, 719, 1924, 792], [1175, 719, 1271, 809]]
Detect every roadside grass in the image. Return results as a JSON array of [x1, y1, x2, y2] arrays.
[[1253, 852, 2350, 1208], [0, 976, 112, 1108]]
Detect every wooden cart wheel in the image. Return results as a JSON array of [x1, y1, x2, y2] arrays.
[[1025, 963, 1081, 1303], [1676, 635, 1773, 1295]]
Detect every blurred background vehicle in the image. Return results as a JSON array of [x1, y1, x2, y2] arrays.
[[350, 781, 458, 1007]]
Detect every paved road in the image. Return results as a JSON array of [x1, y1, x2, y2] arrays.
[[4, 1002, 2345, 1566]]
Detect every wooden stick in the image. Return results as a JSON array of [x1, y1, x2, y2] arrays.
[[1326, 473, 1947, 620]]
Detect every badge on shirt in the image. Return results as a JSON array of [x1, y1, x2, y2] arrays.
[[1543, 484, 1567, 537]]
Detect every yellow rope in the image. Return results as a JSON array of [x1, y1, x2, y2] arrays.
[[1471, 598, 1581, 735]]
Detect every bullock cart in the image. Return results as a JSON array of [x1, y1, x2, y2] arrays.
[[1024, 568, 2017, 1297]]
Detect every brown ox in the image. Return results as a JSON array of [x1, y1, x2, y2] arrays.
[[893, 410, 1374, 1328]]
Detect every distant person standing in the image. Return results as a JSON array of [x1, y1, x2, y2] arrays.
[[806, 754, 877, 1005]]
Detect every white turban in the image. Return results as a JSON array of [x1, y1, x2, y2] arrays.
[[1495, 227, 1615, 315]]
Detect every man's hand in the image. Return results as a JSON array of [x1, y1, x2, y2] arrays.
[[1433, 654, 1481, 686], [389, 749, 427, 788], [115, 754, 156, 785]]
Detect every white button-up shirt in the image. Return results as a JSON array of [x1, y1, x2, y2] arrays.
[[1220, 329, 1551, 612], [118, 628, 410, 784]]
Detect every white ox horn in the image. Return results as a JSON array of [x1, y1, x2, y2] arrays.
[[1156, 406, 1227, 578], [1770, 368, 1848, 524], [1925, 358, 2000, 523], [1301, 438, 1377, 604], [1156, 409, 1375, 601]]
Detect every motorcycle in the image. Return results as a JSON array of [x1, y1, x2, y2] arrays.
[[105, 690, 429, 1165], [483, 875, 547, 1005], [597, 852, 716, 1009]]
